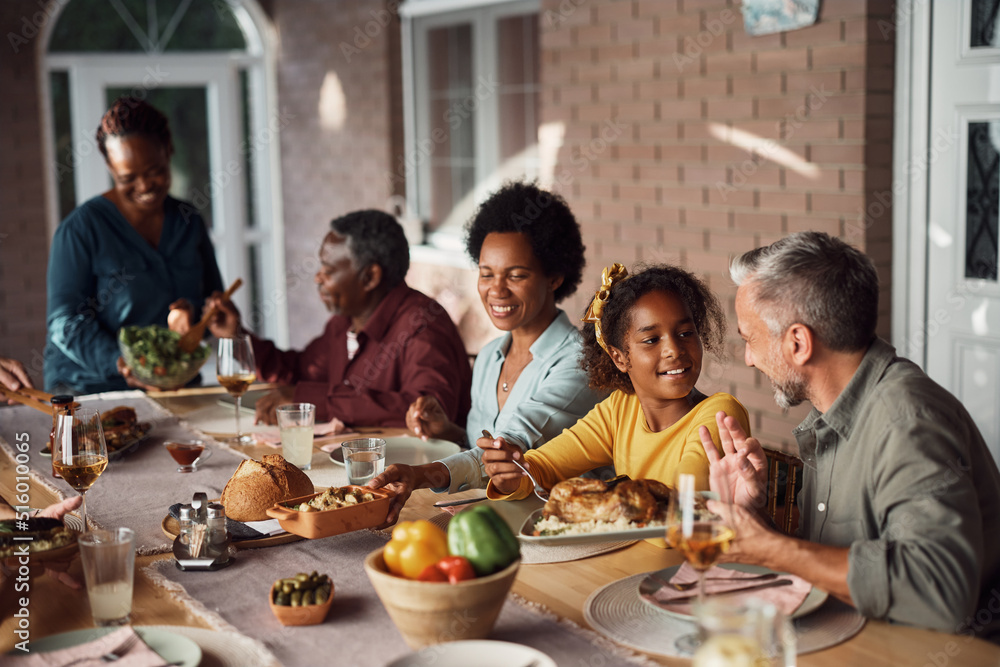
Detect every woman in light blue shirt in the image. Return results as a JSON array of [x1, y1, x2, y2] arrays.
[[368, 182, 605, 524]]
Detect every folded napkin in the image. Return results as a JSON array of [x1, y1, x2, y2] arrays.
[[9, 626, 168, 666], [644, 563, 813, 617], [252, 418, 352, 447]]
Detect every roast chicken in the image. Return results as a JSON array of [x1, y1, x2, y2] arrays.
[[542, 476, 671, 524]]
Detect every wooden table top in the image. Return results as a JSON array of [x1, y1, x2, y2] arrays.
[[2, 389, 998, 665]]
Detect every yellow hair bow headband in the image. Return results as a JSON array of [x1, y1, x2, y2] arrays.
[[581, 263, 628, 356]]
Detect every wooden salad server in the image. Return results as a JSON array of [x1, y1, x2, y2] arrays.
[[178, 278, 243, 353]]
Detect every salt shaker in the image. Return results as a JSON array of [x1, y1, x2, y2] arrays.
[[178, 505, 194, 547]]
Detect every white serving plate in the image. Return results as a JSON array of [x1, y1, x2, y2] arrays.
[[518, 508, 665, 546], [386, 640, 555, 667], [329, 436, 460, 466]]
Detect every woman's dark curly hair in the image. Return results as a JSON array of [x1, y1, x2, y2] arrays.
[[582, 265, 727, 394], [465, 181, 585, 303], [96, 96, 174, 160]]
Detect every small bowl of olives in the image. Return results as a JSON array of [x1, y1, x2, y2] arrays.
[[269, 571, 334, 626]]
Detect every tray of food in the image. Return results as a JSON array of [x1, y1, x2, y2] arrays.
[[266, 486, 395, 539], [518, 477, 670, 546], [0, 517, 79, 562], [40, 406, 152, 460]]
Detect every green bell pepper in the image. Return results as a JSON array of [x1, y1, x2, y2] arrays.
[[447, 504, 521, 576]]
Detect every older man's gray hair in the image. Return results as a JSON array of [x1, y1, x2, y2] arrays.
[[730, 231, 879, 352]]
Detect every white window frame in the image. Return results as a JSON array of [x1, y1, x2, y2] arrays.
[[401, 0, 540, 266], [37, 0, 288, 346]]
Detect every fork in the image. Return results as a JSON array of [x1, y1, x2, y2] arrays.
[[482, 430, 550, 502], [653, 571, 779, 591]]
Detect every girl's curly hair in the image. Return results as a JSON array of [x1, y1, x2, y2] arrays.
[[581, 265, 727, 394]]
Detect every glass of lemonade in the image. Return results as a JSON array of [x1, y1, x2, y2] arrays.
[[79, 527, 136, 627], [276, 403, 316, 470], [342, 438, 386, 485]]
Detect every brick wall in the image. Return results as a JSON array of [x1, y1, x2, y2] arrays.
[[0, 1, 53, 387], [273, 0, 401, 348], [539, 0, 895, 452]]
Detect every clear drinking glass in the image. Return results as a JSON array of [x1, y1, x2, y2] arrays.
[[665, 473, 736, 654], [52, 407, 108, 532], [79, 527, 136, 627], [216, 335, 257, 445], [342, 438, 386, 485], [693, 598, 796, 666], [276, 403, 315, 470]]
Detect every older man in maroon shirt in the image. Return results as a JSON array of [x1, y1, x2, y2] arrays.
[[206, 210, 472, 428]]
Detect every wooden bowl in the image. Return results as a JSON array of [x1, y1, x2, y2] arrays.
[[363, 547, 520, 648], [269, 578, 335, 626], [265, 486, 394, 539]]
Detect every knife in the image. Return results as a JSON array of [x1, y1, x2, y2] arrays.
[[665, 578, 794, 603], [433, 496, 487, 508]]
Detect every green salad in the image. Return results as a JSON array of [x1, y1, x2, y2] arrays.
[[118, 325, 210, 378]]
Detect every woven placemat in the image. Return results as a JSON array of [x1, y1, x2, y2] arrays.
[[428, 512, 635, 564], [583, 572, 866, 658]]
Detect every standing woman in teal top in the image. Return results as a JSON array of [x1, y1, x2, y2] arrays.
[[44, 97, 223, 394]]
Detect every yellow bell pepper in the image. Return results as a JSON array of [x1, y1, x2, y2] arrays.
[[382, 520, 449, 580]]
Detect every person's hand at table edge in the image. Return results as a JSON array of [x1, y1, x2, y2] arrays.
[[0, 356, 33, 403], [254, 386, 295, 425], [368, 462, 452, 528]]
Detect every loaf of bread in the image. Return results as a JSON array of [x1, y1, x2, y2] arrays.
[[221, 454, 314, 521]]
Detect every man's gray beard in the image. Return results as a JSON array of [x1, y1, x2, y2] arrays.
[[770, 374, 808, 410]]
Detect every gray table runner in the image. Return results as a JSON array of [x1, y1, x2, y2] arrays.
[[148, 529, 655, 667], [0, 391, 249, 554]]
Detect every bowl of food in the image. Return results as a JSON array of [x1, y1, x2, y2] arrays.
[[265, 485, 395, 539], [118, 324, 210, 390], [269, 571, 334, 626], [363, 547, 520, 649]]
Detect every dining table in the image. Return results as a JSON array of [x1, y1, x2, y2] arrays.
[[1, 386, 999, 666]]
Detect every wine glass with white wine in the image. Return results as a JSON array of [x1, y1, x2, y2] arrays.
[[52, 408, 108, 532], [217, 334, 257, 445], [665, 472, 737, 654]]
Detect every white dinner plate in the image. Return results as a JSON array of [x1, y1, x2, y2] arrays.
[[329, 436, 460, 466], [26, 626, 202, 666], [518, 508, 666, 546], [637, 563, 828, 620], [385, 640, 556, 667]]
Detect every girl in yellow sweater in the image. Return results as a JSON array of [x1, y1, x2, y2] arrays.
[[483, 263, 750, 499]]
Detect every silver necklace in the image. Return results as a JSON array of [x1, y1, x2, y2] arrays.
[[501, 355, 530, 392]]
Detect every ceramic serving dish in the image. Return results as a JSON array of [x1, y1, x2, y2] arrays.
[[269, 577, 335, 626], [364, 548, 520, 648], [264, 486, 395, 539]]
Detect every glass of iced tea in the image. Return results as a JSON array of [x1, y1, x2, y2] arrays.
[[164, 440, 212, 473]]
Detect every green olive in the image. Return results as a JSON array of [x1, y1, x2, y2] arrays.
[[290, 590, 303, 607], [302, 589, 314, 606]]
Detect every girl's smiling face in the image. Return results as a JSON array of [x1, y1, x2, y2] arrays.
[[610, 289, 704, 406]]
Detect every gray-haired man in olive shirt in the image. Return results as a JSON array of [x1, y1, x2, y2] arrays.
[[700, 231, 1000, 642]]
